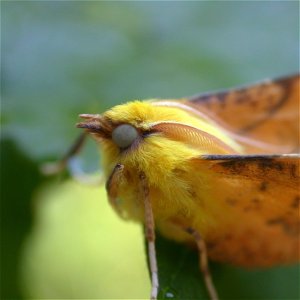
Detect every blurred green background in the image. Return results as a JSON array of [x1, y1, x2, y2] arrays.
[[1, 1, 299, 299]]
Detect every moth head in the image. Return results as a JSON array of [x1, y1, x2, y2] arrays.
[[76, 101, 188, 148], [76, 103, 150, 151]]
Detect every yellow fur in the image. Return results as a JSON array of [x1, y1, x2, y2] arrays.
[[97, 101, 242, 243]]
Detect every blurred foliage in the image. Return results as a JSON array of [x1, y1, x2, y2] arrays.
[[0, 139, 43, 298], [1, 1, 299, 299], [20, 180, 150, 298]]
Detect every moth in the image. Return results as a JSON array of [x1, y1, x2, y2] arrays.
[[49, 74, 299, 300]]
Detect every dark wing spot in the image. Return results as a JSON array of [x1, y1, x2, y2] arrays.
[[234, 89, 250, 104], [267, 217, 284, 226], [257, 159, 284, 171], [291, 196, 300, 209], [239, 76, 295, 133], [252, 198, 260, 204], [259, 181, 268, 192], [225, 198, 238, 206], [216, 91, 228, 102], [267, 217, 300, 236], [225, 233, 233, 241], [206, 241, 217, 250], [289, 163, 298, 178]]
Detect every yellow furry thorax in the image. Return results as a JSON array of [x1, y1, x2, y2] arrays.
[[90, 100, 242, 232]]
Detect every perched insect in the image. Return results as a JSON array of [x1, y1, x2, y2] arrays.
[[48, 74, 300, 300]]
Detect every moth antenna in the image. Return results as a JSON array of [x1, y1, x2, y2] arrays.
[[41, 132, 103, 185], [140, 172, 159, 300], [186, 227, 219, 300]]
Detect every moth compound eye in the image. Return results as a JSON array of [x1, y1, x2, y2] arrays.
[[112, 124, 139, 149]]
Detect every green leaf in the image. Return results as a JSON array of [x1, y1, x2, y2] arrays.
[[154, 234, 299, 300]]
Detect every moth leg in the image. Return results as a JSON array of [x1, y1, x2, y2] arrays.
[[186, 227, 219, 300], [41, 132, 103, 184], [66, 156, 104, 185], [140, 172, 159, 300], [41, 132, 87, 175], [105, 163, 124, 214]]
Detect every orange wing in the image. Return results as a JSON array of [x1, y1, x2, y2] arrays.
[[191, 154, 300, 267], [183, 74, 300, 154]]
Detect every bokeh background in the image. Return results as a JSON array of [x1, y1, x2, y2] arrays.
[[1, 1, 299, 299]]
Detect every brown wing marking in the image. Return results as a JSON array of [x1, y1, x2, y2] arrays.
[[191, 154, 300, 266], [184, 74, 300, 153], [201, 154, 300, 189]]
